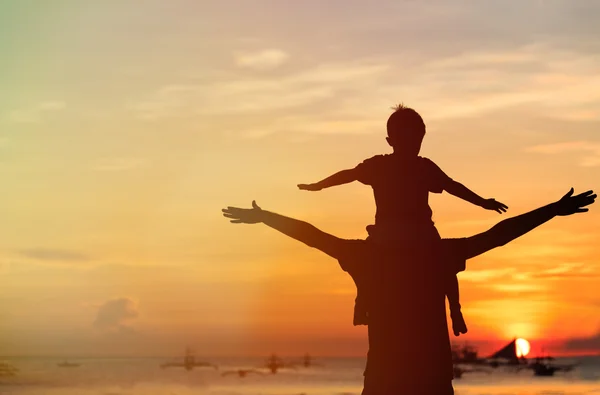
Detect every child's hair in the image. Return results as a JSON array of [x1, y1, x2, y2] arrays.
[[386, 103, 426, 140]]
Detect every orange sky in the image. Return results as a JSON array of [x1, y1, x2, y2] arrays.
[[0, 1, 599, 358]]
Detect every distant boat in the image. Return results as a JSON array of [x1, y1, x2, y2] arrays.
[[265, 354, 284, 374], [529, 355, 576, 377], [57, 361, 80, 368], [160, 347, 218, 371], [487, 338, 528, 367], [560, 364, 575, 372], [453, 365, 490, 379], [295, 353, 323, 368], [451, 343, 487, 365], [221, 368, 265, 378], [262, 354, 296, 374], [531, 358, 558, 376], [0, 362, 18, 376]]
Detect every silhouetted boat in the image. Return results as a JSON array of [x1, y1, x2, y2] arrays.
[[294, 353, 323, 368], [160, 347, 218, 371], [531, 358, 558, 376], [0, 362, 18, 377], [451, 343, 487, 365], [561, 364, 575, 372], [221, 368, 265, 378], [57, 361, 80, 368], [529, 355, 576, 376], [265, 354, 284, 374], [487, 338, 527, 367], [453, 365, 490, 379], [261, 354, 297, 374]]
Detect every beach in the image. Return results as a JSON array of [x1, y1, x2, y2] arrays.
[[1, 356, 598, 395]]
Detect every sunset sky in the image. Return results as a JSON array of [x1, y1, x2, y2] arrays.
[[1, 0, 599, 358]]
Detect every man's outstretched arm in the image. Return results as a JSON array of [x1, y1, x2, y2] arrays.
[[464, 188, 596, 259], [222, 201, 345, 259]]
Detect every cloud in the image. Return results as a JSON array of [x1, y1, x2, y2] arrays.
[[459, 268, 515, 283], [459, 263, 598, 302], [522, 263, 600, 280], [491, 242, 590, 264], [19, 248, 90, 263], [0, 261, 10, 276], [6, 101, 67, 123], [527, 141, 593, 154], [410, 44, 600, 121], [93, 158, 148, 172], [127, 61, 389, 127], [465, 298, 552, 339], [234, 49, 289, 70], [38, 101, 67, 111], [564, 329, 600, 352], [425, 47, 540, 70], [526, 141, 600, 167], [94, 297, 139, 332], [469, 263, 598, 285], [489, 283, 545, 293], [126, 40, 600, 141]]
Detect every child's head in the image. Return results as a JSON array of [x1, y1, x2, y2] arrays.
[[386, 103, 426, 157]]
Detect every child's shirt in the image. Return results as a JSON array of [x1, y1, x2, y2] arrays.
[[354, 155, 453, 229]]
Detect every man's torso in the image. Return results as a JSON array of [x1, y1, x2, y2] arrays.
[[338, 238, 467, 386]]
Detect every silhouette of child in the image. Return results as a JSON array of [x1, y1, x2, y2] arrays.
[[298, 104, 508, 336]]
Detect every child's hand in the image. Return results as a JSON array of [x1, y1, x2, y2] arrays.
[[482, 198, 508, 214], [297, 183, 322, 191]]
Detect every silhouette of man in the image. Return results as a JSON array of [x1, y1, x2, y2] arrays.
[[222, 188, 595, 394]]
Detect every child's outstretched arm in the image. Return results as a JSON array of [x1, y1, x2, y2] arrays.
[[444, 180, 508, 214], [298, 168, 358, 191]]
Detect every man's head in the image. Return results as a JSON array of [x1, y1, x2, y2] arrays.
[[386, 103, 426, 157]]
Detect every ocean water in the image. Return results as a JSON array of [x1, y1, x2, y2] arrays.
[[1, 356, 599, 395]]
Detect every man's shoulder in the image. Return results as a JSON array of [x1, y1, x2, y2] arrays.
[[360, 154, 390, 166], [338, 238, 371, 256], [336, 239, 373, 273], [441, 236, 467, 244], [417, 156, 440, 167]]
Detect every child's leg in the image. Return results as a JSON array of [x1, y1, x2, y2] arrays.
[[447, 274, 468, 336], [353, 285, 369, 326], [352, 225, 378, 326]]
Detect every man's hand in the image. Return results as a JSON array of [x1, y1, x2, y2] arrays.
[[298, 183, 322, 191], [222, 201, 263, 224], [482, 198, 509, 214], [554, 188, 596, 216]]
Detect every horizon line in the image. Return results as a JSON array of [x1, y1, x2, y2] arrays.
[[2, 352, 599, 360]]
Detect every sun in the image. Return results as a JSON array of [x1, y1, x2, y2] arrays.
[[516, 338, 531, 357]]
